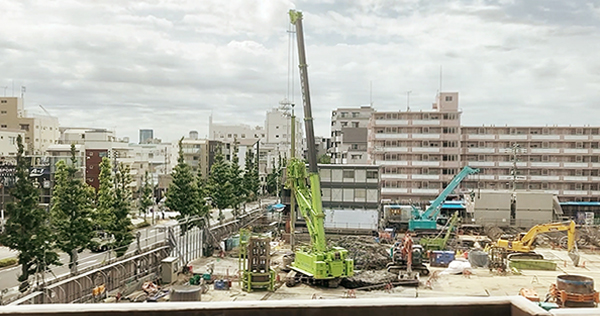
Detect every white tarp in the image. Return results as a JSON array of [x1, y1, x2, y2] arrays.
[[441, 258, 473, 275], [323, 209, 378, 230]]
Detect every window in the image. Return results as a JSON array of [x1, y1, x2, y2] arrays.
[[341, 112, 348, 118], [0, 100, 6, 103], [148, 153, 154, 159], [366, 170, 378, 179], [351, 154, 362, 159], [351, 144, 359, 150], [20, 124, 29, 131], [241, 134, 245, 138], [275, 135, 279, 138], [352, 112, 359, 118], [8, 136, 15, 144], [343, 170, 355, 178], [276, 126, 279, 129], [0, 111, 6, 114], [227, 134, 232, 138], [0, 125, 6, 128], [351, 122, 359, 128], [445, 96, 453, 101], [193, 156, 199, 160], [341, 121, 348, 127]]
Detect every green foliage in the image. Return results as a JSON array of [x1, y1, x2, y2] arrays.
[[208, 146, 234, 221], [95, 157, 114, 230], [112, 162, 134, 257], [228, 141, 244, 216], [51, 144, 95, 273], [243, 149, 260, 202], [318, 154, 331, 164], [0, 258, 17, 268], [166, 138, 209, 231], [266, 154, 285, 196], [0, 135, 60, 291], [135, 221, 151, 229], [139, 171, 153, 221]]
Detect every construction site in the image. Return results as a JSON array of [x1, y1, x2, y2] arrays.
[[56, 10, 600, 316]]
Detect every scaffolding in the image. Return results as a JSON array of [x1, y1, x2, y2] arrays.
[[239, 231, 275, 292]]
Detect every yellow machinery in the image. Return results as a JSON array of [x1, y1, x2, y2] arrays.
[[495, 220, 580, 266]]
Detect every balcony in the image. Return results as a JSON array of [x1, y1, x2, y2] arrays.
[[412, 120, 440, 125], [377, 161, 409, 166], [477, 175, 495, 180], [412, 147, 440, 153], [374, 119, 408, 125], [381, 174, 408, 180], [563, 148, 588, 154], [563, 190, 588, 195], [378, 147, 409, 153], [498, 162, 527, 167], [563, 162, 588, 168], [530, 135, 560, 140], [498, 134, 527, 140], [530, 176, 560, 181], [564, 135, 589, 140], [411, 134, 440, 139], [412, 161, 440, 167], [374, 133, 409, 139], [467, 148, 495, 153], [466, 134, 495, 140], [529, 148, 559, 154], [530, 162, 560, 167], [412, 174, 440, 180], [412, 188, 441, 194], [382, 188, 409, 194], [563, 176, 588, 181]]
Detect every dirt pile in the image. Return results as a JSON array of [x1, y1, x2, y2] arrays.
[[333, 236, 392, 270], [341, 270, 398, 289]]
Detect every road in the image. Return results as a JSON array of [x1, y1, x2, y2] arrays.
[[0, 199, 274, 291]]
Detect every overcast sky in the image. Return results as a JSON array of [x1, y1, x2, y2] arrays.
[[2, 0, 600, 143]]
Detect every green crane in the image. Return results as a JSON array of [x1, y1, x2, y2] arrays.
[[285, 10, 353, 288], [419, 211, 460, 251]]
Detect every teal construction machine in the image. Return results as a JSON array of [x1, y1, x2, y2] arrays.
[[285, 10, 354, 288], [409, 166, 479, 231]]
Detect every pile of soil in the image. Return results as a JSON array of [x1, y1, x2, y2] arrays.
[[341, 270, 399, 289], [333, 236, 392, 270]]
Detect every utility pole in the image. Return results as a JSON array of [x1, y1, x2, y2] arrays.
[[290, 103, 296, 250]]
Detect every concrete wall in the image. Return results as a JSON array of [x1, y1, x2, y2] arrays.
[[0, 296, 554, 316], [473, 191, 512, 225], [323, 209, 378, 231]]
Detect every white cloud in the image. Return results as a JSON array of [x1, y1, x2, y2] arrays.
[[0, 0, 599, 143]]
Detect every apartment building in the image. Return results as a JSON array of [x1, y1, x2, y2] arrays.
[[368, 93, 462, 203], [0, 97, 59, 155], [179, 132, 222, 180], [460, 125, 600, 202], [0, 130, 25, 156], [330, 106, 374, 164]]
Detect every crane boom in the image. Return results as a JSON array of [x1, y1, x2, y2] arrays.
[[285, 10, 353, 284], [409, 166, 479, 231]]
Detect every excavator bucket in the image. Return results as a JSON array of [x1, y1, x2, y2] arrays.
[[568, 250, 580, 267]]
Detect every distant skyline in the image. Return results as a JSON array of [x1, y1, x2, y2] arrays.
[[2, 0, 600, 142]]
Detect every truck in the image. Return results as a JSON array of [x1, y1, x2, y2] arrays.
[[284, 10, 354, 288]]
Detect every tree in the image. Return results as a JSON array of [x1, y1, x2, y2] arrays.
[[318, 154, 331, 164], [112, 162, 134, 257], [208, 146, 233, 223], [228, 141, 244, 216], [139, 171, 153, 222], [266, 154, 284, 196], [243, 149, 260, 202], [0, 135, 60, 291], [196, 169, 211, 226], [51, 144, 95, 274], [166, 138, 207, 231], [95, 157, 114, 231]]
